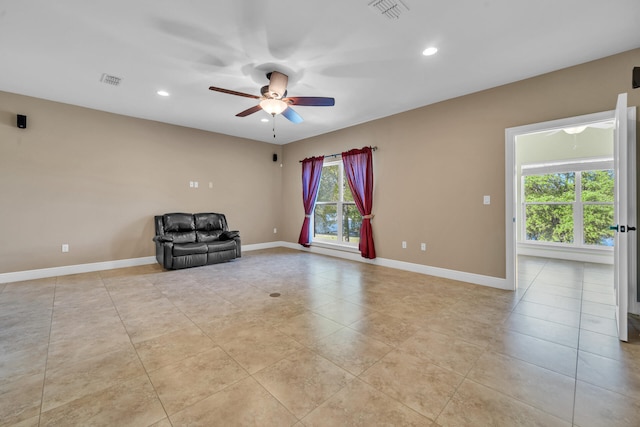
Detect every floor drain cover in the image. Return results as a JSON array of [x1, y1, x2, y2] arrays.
[[269, 293, 281, 297]]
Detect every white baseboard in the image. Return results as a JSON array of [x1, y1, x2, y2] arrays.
[[0, 257, 157, 284], [280, 241, 510, 290], [242, 242, 284, 252], [1, 242, 509, 290], [0, 244, 281, 284], [517, 243, 613, 265]]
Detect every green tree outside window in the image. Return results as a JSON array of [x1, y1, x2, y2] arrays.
[[524, 170, 614, 246]]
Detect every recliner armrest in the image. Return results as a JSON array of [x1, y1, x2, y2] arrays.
[[220, 230, 240, 240], [153, 235, 174, 243]]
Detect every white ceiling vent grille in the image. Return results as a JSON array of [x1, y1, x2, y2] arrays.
[[368, 0, 409, 20], [100, 73, 122, 86]]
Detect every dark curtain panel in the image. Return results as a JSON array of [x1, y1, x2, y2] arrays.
[[298, 155, 325, 247], [342, 147, 376, 259]]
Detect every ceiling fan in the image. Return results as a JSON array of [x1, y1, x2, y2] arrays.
[[208, 71, 335, 124]]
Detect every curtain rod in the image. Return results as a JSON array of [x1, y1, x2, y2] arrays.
[[298, 146, 377, 163]]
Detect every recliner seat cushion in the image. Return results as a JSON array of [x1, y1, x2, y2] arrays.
[[173, 242, 208, 256], [164, 213, 195, 232]]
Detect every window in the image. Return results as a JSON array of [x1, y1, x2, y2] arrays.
[[522, 160, 614, 248], [314, 160, 361, 245], [524, 172, 575, 244]]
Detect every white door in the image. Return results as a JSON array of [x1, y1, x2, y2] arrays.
[[613, 92, 631, 342]]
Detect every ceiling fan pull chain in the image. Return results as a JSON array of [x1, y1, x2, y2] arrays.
[[273, 114, 276, 139]]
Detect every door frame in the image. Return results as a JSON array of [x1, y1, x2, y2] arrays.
[[505, 108, 635, 292]]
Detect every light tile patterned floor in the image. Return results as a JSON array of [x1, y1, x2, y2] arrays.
[[1, 249, 639, 426]]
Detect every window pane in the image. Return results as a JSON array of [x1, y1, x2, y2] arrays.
[[524, 173, 575, 202], [584, 205, 614, 246], [525, 204, 574, 243], [343, 179, 354, 202], [317, 165, 339, 202], [582, 170, 614, 202], [342, 204, 361, 243], [314, 204, 337, 240]]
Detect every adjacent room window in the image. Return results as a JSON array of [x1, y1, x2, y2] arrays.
[[522, 160, 614, 247], [313, 160, 361, 245]]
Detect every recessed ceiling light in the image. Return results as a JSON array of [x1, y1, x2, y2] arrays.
[[157, 90, 170, 97], [261, 118, 269, 123], [422, 47, 438, 56]]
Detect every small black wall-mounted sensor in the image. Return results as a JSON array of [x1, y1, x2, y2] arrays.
[[633, 67, 640, 89], [17, 114, 27, 129], [273, 153, 278, 162]]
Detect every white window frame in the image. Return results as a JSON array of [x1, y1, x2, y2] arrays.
[[313, 159, 359, 247], [521, 158, 614, 249]]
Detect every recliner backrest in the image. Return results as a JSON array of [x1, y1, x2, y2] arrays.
[[194, 213, 228, 243], [163, 213, 195, 231], [162, 213, 197, 243], [155, 213, 230, 244], [194, 213, 227, 231]]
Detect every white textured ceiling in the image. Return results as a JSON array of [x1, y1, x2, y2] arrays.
[[1, 1, 639, 144]]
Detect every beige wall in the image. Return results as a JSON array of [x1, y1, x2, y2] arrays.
[[0, 92, 283, 273], [2, 49, 638, 278], [281, 49, 640, 279]]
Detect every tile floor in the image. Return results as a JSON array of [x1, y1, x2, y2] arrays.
[[1, 249, 640, 426]]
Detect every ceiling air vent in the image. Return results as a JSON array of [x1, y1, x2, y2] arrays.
[[368, 0, 409, 20], [100, 73, 122, 86]]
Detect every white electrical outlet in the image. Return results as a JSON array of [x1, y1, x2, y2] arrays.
[[421, 243, 426, 251], [189, 181, 194, 188], [483, 195, 491, 205], [273, 228, 277, 234], [209, 182, 213, 189], [62, 244, 69, 253], [402, 241, 407, 249], [194, 181, 199, 188]]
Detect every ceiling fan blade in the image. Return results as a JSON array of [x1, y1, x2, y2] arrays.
[[281, 107, 303, 124], [236, 105, 263, 117], [209, 86, 260, 99], [285, 97, 335, 107], [268, 71, 288, 99]]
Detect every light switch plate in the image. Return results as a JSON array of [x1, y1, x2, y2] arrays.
[[483, 195, 491, 205]]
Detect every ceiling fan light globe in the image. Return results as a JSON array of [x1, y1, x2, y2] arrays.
[[563, 126, 587, 135], [260, 98, 288, 115]]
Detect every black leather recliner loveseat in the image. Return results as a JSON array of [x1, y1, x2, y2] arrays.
[[153, 212, 241, 270]]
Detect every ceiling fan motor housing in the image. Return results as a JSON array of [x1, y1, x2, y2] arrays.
[[267, 71, 288, 99]]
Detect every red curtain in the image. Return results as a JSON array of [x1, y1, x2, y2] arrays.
[[342, 147, 376, 259], [298, 155, 325, 247]]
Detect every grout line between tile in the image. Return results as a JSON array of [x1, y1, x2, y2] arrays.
[[37, 276, 58, 427]]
